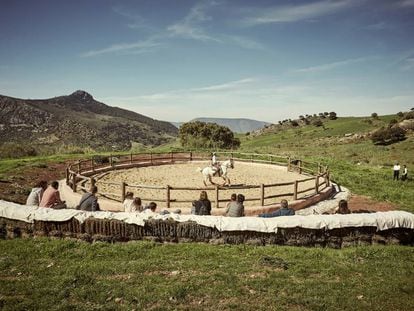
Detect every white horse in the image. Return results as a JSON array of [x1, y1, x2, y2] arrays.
[[198, 159, 234, 186]]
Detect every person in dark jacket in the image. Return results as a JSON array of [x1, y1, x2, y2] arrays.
[[77, 186, 100, 211], [258, 199, 295, 218], [191, 191, 212, 215]]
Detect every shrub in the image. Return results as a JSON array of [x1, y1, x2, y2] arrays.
[[371, 112, 378, 119], [371, 126, 406, 145], [388, 119, 398, 127], [328, 112, 337, 120], [0, 142, 38, 159], [404, 111, 414, 120], [312, 119, 323, 127], [397, 111, 404, 118], [93, 155, 110, 165], [290, 120, 299, 127]]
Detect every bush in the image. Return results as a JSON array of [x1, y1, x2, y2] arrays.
[[371, 112, 378, 119], [371, 126, 406, 145], [290, 120, 299, 127], [312, 119, 323, 127], [329, 112, 337, 120], [397, 111, 404, 118], [0, 142, 38, 159], [404, 111, 414, 120]]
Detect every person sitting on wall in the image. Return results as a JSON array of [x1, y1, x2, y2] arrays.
[[39, 181, 67, 209], [142, 202, 157, 213], [225, 193, 245, 217], [191, 191, 212, 215], [123, 192, 143, 212], [77, 186, 100, 211], [335, 199, 351, 215], [26, 180, 48, 206], [258, 199, 295, 218]]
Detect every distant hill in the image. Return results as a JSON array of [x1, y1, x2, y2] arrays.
[[178, 118, 271, 133], [0, 90, 178, 151]]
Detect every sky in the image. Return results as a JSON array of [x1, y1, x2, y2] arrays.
[[1, 0, 414, 123]]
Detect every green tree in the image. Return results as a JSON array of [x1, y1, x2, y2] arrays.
[[179, 121, 240, 149]]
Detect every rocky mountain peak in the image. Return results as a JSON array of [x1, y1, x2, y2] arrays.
[[70, 90, 93, 101]]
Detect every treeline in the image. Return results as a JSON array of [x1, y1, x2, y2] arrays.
[[179, 121, 240, 149]]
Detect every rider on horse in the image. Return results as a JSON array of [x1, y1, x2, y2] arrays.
[[211, 152, 221, 176]]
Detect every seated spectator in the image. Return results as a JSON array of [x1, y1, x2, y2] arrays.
[[123, 192, 143, 212], [39, 181, 66, 209], [77, 186, 100, 211], [225, 193, 245, 217], [258, 199, 295, 218], [26, 180, 48, 206], [335, 199, 351, 214], [191, 191, 211, 215], [142, 202, 157, 213]]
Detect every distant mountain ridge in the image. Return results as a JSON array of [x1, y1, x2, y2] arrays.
[[173, 117, 271, 133], [0, 90, 178, 151]]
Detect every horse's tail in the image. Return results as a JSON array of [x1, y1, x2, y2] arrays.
[[196, 167, 203, 173]]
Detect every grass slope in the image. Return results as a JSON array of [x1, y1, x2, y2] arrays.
[[0, 239, 413, 311], [239, 115, 414, 212]]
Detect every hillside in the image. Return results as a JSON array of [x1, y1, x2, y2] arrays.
[[0, 90, 178, 152], [183, 117, 271, 133]]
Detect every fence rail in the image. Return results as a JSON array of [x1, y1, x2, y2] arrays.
[[66, 151, 330, 209]]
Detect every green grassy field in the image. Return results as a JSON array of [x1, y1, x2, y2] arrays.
[[1, 239, 413, 311]]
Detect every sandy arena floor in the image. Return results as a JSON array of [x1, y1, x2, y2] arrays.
[[95, 161, 317, 209]]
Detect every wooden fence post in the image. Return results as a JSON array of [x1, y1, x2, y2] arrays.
[[77, 161, 81, 174], [317, 162, 321, 174], [298, 160, 302, 174], [190, 151, 193, 161], [72, 173, 77, 192], [121, 182, 126, 202], [293, 180, 298, 200], [166, 185, 171, 208], [110, 154, 113, 167], [215, 185, 219, 208], [315, 176, 319, 194], [91, 177, 96, 188], [66, 167, 69, 185], [260, 184, 265, 206], [170, 151, 174, 163], [130, 153, 133, 164], [150, 153, 153, 165], [287, 157, 291, 171], [91, 158, 95, 172], [326, 171, 330, 187]]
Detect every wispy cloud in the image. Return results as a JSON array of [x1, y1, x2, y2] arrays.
[[242, 0, 356, 26], [293, 57, 369, 73], [397, 0, 414, 7], [167, 1, 220, 42], [365, 21, 393, 30], [401, 58, 414, 71], [112, 6, 155, 32], [80, 40, 161, 57]]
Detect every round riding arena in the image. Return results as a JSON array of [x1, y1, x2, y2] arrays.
[[66, 152, 332, 215]]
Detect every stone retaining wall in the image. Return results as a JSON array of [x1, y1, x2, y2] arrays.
[[1, 217, 413, 248]]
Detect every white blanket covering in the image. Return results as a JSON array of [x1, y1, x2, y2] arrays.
[[1, 200, 413, 233]]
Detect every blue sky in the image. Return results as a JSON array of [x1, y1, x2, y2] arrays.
[[1, 0, 414, 123]]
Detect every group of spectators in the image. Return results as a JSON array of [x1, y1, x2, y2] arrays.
[[393, 163, 409, 181], [26, 181, 352, 217], [26, 180, 67, 209]]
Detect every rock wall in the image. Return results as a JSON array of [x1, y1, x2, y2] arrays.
[[1, 217, 413, 248]]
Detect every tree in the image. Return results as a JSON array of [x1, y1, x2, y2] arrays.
[[371, 112, 378, 119], [371, 126, 406, 145], [328, 112, 337, 120], [179, 121, 240, 149], [397, 111, 404, 118]]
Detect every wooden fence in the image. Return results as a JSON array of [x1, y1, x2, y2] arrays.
[[66, 151, 330, 209]]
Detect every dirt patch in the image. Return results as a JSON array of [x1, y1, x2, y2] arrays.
[[0, 162, 69, 204], [348, 194, 396, 212]]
